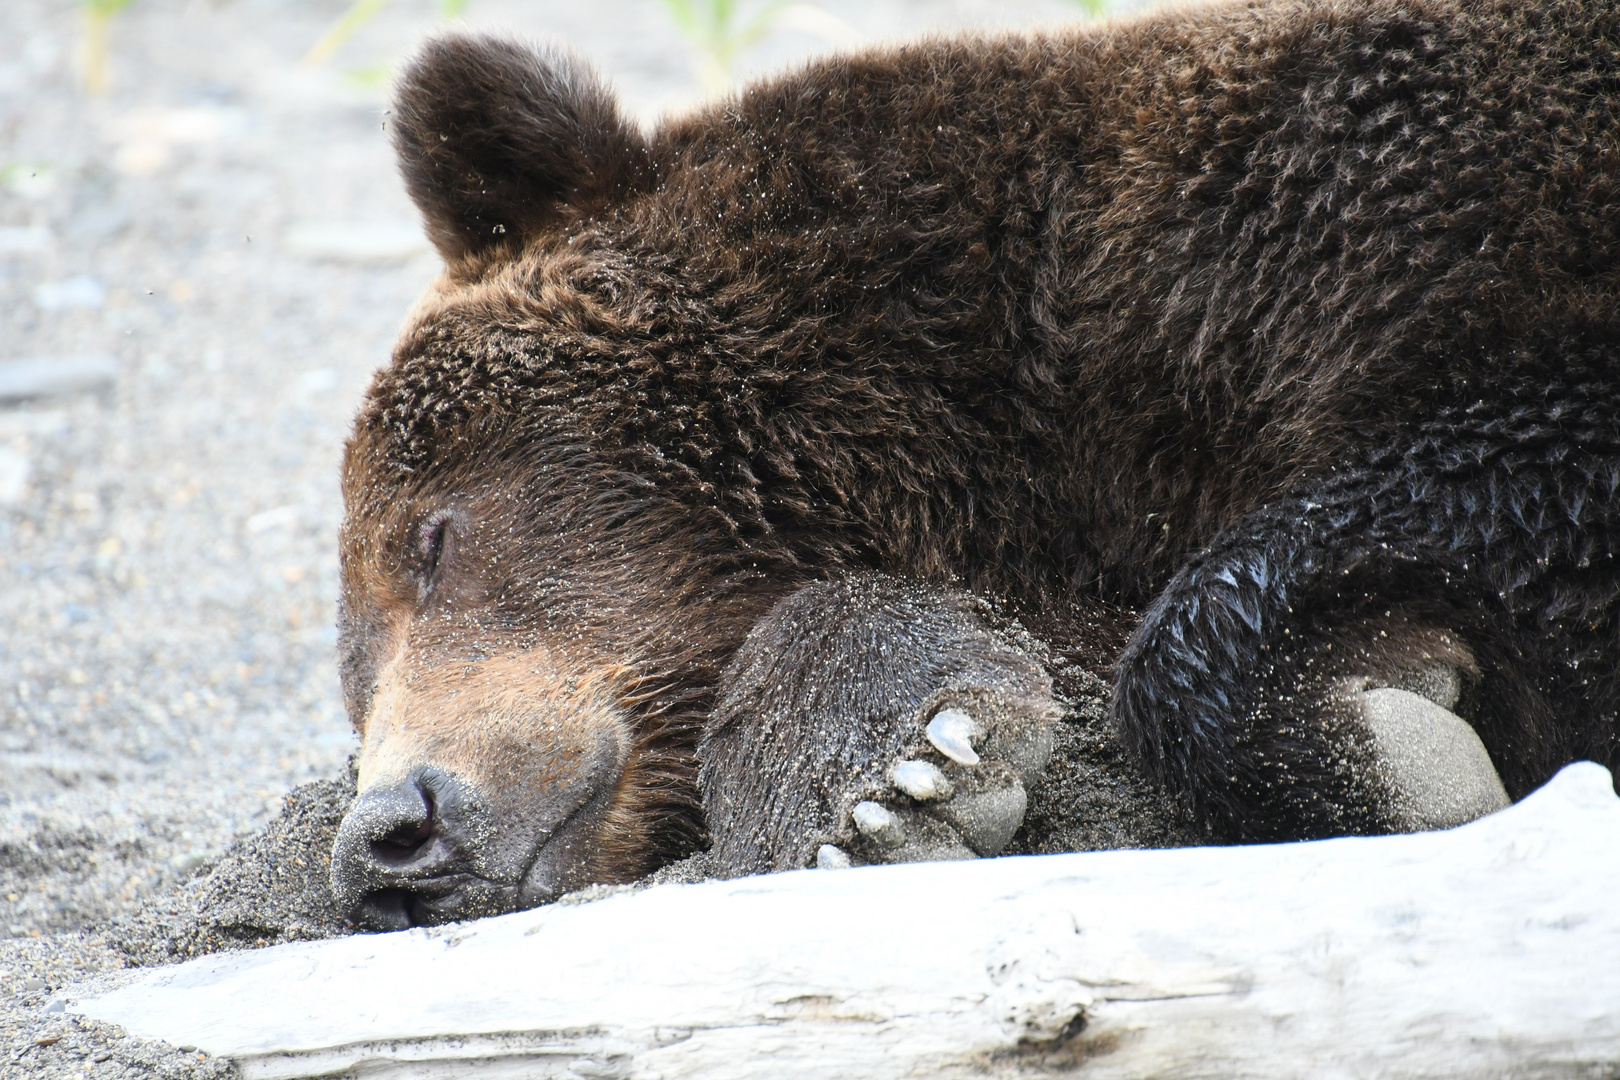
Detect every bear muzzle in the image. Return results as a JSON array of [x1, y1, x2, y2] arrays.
[[330, 644, 636, 929], [330, 752, 622, 930]]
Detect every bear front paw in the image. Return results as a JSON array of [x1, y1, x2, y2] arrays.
[[701, 575, 1060, 875], [820, 697, 1055, 868]]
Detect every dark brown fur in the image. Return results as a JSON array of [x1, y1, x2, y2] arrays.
[[333, 0, 1620, 923]]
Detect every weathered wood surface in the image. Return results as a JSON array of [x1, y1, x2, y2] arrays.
[[69, 762, 1620, 1080]]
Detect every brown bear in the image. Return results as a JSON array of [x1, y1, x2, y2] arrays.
[[329, 0, 1620, 929]]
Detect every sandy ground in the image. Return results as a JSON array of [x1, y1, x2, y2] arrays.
[[0, 0, 1183, 1073]]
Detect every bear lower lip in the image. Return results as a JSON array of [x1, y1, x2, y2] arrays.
[[412, 887, 518, 925], [355, 873, 521, 930], [355, 888, 415, 932]]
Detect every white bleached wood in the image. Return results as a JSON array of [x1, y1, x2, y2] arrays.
[[69, 762, 1620, 1080]]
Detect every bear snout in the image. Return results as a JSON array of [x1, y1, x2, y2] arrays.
[[330, 768, 475, 930], [331, 641, 647, 927], [331, 735, 631, 929], [331, 766, 547, 930]]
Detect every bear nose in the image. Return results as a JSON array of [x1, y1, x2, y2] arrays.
[[330, 772, 457, 930], [368, 787, 436, 867]]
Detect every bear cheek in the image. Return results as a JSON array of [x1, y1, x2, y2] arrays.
[[336, 647, 633, 921]]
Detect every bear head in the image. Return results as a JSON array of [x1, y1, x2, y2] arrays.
[[328, 36, 768, 929]]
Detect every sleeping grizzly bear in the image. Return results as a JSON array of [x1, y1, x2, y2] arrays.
[[329, 0, 1620, 929]]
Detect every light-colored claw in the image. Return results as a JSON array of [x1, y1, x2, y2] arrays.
[[852, 800, 905, 848], [926, 708, 982, 766], [891, 759, 954, 801], [816, 843, 851, 870]]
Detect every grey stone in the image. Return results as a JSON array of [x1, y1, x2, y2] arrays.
[[32, 276, 105, 311], [0, 355, 117, 403], [0, 447, 28, 506]]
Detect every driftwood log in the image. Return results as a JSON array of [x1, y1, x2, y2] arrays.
[[71, 762, 1620, 1080]]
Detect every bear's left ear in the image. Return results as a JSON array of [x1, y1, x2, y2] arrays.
[[391, 34, 651, 261]]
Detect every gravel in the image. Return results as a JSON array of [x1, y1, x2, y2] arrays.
[[0, 0, 1171, 1073]]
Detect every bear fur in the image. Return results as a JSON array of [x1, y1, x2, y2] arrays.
[[330, 0, 1620, 927]]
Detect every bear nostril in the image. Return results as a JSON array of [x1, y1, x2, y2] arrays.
[[367, 788, 438, 866], [370, 820, 432, 864]]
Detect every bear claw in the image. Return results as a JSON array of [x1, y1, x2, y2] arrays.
[[891, 759, 954, 801], [853, 801, 906, 847], [816, 843, 852, 869], [926, 708, 982, 765], [844, 695, 1054, 865]]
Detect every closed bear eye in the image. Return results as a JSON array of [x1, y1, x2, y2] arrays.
[[414, 510, 456, 601]]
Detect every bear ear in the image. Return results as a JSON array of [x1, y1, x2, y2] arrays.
[[391, 34, 651, 261]]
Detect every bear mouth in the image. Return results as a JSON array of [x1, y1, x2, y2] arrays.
[[340, 776, 621, 931], [354, 874, 521, 931]]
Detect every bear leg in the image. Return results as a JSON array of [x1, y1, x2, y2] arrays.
[[699, 576, 1061, 875], [1118, 390, 1620, 841]]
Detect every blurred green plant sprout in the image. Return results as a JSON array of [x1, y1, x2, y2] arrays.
[[73, 0, 478, 91], [0, 163, 56, 199], [77, 0, 1111, 101], [304, 0, 468, 67], [661, 0, 1107, 94], [80, 0, 135, 93], [662, 0, 787, 91]]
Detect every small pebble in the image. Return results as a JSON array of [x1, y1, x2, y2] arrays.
[[0, 447, 29, 506], [0, 354, 118, 403], [32, 275, 106, 311]]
